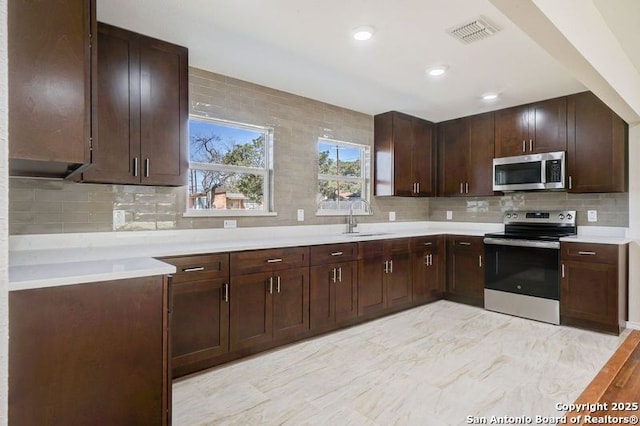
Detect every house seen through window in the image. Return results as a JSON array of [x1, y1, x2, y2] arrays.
[[187, 117, 273, 213], [317, 138, 370, 215]]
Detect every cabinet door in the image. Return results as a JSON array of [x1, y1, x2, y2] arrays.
[[392, 113, 416, 196], [437, 118, 469, 196], [560, 260, 618, 327], [84, 23, 139, 184], [9, 276, 169, 425], [412, 238, 444, 304], [528, 97, 567, 154], [139, 36, 188, 186], [446, 236, 484, 306], [171, 278, 229, 376], [495, 105, 529, 157], [272, 267, 309, 341], [386, 251, 413, 309], [358, 241, 386, 316], [310, 264, 335, 330], [413, 119, 435, 196], [9, 0, 93, 168], [229, 271, 273, 351], [567, 91, 627, 193], [467, 112, 495, 196], [334, 261, 358, 323]]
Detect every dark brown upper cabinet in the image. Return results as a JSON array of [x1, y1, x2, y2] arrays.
[[8, 0, 95, 178], [374, 111, 435, 197], [437, 112, 495, 197], [567, 91, 628, 193], [495, 96, 567, 157], [81, 22, 188, 186]]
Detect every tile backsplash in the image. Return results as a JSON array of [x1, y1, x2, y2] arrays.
[[429, 192, 629, 226]]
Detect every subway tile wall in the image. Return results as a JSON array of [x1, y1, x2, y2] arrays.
[[429, 192, 629, 226], [8, 67, 629, 234], [9, 67, 428, 235]]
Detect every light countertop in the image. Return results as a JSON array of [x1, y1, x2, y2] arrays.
[[9, 221, 629, 291]]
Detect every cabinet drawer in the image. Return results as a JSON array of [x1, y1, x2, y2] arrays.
[[386, 238, 411, 255], [561, 243, 619, 264], [410, 236, 440, 252], [231, 247, 309, 275], [357, 240, 384, 259], [310, 243, 357, 265], [448, 235, 483, 252], [162, 253, 229, 284]]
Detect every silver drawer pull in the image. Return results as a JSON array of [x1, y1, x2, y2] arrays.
[[182, 266, 205, 272], [423, 242, 433, 246], [330, 251, 343, 256], [458, 242, 471, 246], [267, 258, 283, 263], [223, 283, 229, 302], [578, 251, 596, 256]]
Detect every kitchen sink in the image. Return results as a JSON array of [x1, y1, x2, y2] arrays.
[[343, 232, 390, 237]]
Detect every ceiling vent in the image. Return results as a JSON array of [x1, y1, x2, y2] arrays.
[[447, 16, 501, 44]]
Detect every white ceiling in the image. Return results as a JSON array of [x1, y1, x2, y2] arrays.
[[97, 0, 636, 123]]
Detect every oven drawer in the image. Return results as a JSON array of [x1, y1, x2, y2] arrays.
[[561, 243, 618, 264]]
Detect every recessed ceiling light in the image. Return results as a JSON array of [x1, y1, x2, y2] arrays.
[[352, 26, 375, 41], [482, 93, 499, 101], [426, 66, 448, 77]]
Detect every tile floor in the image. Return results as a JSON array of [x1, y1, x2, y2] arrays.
[[172, 301, 629, 425]]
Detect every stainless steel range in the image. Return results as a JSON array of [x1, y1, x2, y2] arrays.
[[483, 210, 577, 324]]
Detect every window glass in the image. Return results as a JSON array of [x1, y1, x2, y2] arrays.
[[187, 117, 272, 213]]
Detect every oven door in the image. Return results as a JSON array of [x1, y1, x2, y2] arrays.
[[483, 238, 559, 300]]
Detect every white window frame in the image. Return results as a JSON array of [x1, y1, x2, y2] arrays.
[[316, 137, 371, 216], [184, 115, 275, 217]]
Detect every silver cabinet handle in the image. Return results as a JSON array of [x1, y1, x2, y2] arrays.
[[267, 258, 283, 263], [529, 139, 533, 152], [182, 266, 205, 272], [268, 277, 273, 294], [522, 140, 526, 152], [330, 251, 343, 256], [416, 182, 420, 193], [458, 241, 471, 246], [568, 176, 573, 190], [429, 254, 433, 266], [578, 251, 596, 256], [389, 260, 393, 273], [383, 260, 388, 274], [338, 267, 342, 283], [332, 267, 337, 283], [133, 157, 139, 177], [479, 255, 482, 268], [465, 182, 469, 194], [276, 276, 281, 293], [460, 183, 464, 194], [423, 242, 433, 246], [561, 263, 565, 278], [424, 255, 430, 265], [145, 158, 150, 177], [223, 283, 229, 302]]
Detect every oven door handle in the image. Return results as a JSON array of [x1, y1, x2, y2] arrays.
[[483, 237, 559, 250]]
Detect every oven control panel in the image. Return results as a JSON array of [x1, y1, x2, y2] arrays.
[[503, 210, 576, 225]]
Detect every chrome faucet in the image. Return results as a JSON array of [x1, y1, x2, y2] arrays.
[[345, 199, 373, 234]]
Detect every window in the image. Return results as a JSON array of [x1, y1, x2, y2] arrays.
[[186, 116, 273, 215], [317, 138, 371, 215]]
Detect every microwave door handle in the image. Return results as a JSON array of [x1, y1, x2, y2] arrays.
[[540, 160, 546, 184]]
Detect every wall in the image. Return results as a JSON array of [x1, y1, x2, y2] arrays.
[[430, 191, 629, 226], [627, 124, 640, 326], [8, 67, 429, 235], [1, 0, 9, 422]]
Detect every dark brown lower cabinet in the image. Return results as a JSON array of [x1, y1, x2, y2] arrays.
[[412, 236, 445, 304], [560, 242, 627, 334], [310, 260, 358, 331], [357, 238, 413, 317], [446, 235, 484, 307], [230, 267, 309, 351], [9, 276, 170, 425]]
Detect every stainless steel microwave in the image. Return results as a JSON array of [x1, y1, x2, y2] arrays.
[[493, 151, 565, 192]]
